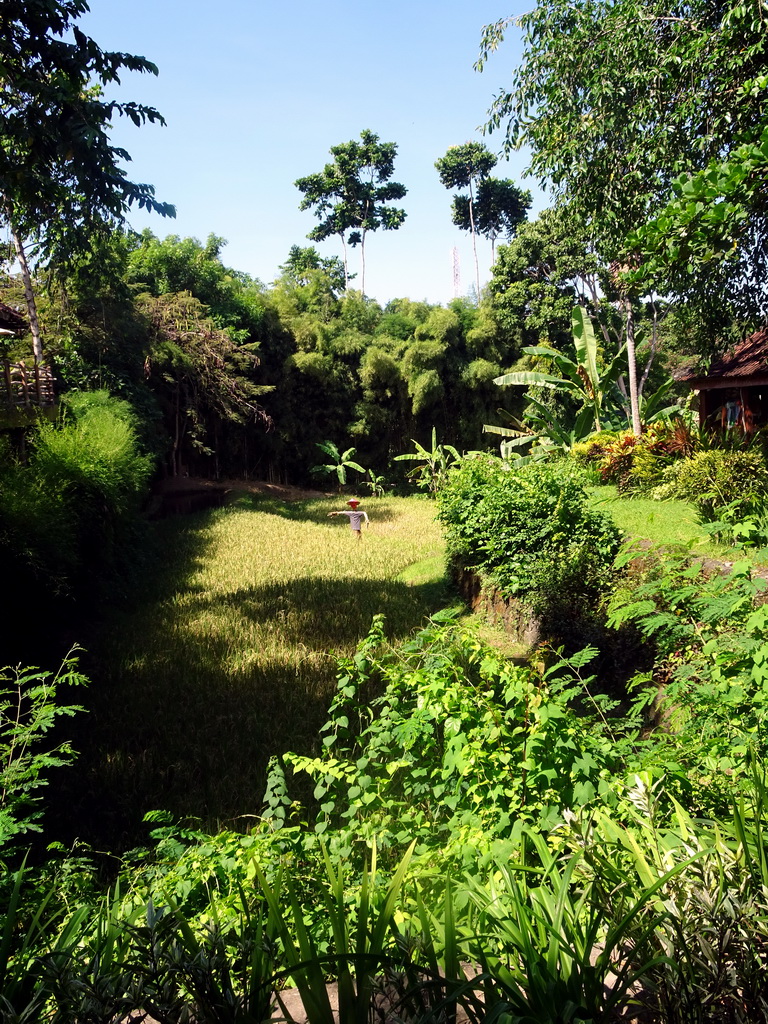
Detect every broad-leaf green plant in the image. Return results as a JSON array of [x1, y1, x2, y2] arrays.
[[310, 441, 365, 492], [363, 468, 387, 498], [393, 428, 461, 494], [492, 307, 626, 437]]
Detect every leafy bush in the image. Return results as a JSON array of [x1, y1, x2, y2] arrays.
[[573, 420, 699, 494], [0, 390, 153, 604], [436, 455, 621, 613], [608, 550, 768, 812], [35, 390, 152, 518], [653, 448, 768, 523], [280, 614, 624, 868]]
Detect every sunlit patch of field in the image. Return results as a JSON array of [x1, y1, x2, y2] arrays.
[[61, 495, 447, 847]]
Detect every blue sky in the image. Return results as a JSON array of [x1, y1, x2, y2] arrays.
[[80, 0, 547, 306]]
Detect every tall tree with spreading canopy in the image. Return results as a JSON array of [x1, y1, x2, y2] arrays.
[[295, 130, 407, 295], [435, 142, 497, 297], [451, 177, 531, 264], [0, 0, 175, 363], [475, 0, 768, 432]]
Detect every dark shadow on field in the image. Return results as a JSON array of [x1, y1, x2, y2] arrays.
[[196, 575, 444, 649], [45, 511, 450, 853], [235, 493, 406, 524]]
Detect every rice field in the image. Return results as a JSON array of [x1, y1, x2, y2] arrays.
[[59, 494, 447, 849]]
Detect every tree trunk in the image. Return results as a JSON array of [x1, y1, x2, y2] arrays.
[[468, 179, 481, 299], [9, 221, 44, 364], [339, 232, 350, 290], [360, 229, 368, 296], [638, 299, 658, 401], [624, 298, 642, 437]]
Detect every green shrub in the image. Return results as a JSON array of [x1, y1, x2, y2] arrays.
[[436, 455, 622, 613], [608, 551, 768, 813], [653, 448, 768, 522], [36, 391, 152, 514], [569, 430, 620, 466], [282, 614, 624, 867], [0, 390, 153, 606], [576, 421, 699, 495]]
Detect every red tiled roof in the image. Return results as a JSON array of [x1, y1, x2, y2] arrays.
[[676, 328, 768, 382], [0, 301, 28, 335]]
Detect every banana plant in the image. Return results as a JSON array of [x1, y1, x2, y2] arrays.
[[393, 427, 462, 494], [364, 468, 387, 497], [493, 306, 626, 436], [310, 441, 365, 492], [484, 397, 598, 461]]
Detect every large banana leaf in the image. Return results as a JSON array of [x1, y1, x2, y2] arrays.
[[572, 306, 600, 393], [640, 377, 677, 421], [492, 370, 579, 390], [482, 423, 530, 438]]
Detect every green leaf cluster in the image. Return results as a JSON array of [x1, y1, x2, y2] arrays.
[[0, 390, 152, 601], [609, 551, 768, 809], [436, 456, 622, 611], [0, 655, 86, 849], [284, 615, 622, 867]]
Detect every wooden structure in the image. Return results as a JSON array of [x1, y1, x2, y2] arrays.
[[675, 328, 768, 434], [1, 360, 56, 411], [0, 301, 57, 422]]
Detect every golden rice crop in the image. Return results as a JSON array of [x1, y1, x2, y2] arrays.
[[68, 495, 447, 845]]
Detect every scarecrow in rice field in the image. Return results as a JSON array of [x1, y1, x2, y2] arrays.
[[328, 498, 369, 541]]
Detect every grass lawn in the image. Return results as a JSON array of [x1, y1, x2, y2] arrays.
[[590, 484, 768, 564], [57, 494, 447, 848], [590, 485, 711, 547]]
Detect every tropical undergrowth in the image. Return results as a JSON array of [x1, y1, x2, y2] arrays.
[[6, 467, 768, 1020], [46, 494, 448, 849], [0, 391, 154, 665], [436, 455, 621, 620], [6, 580, 768, 1022], [577, 420, 768, 551]]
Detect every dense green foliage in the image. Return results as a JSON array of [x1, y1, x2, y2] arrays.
[[6, 2, 768, 1021], [0, 0, 174, 267], [4, 472, 768, 1020], [2, 230, 524, 487], [478, 0, 768, 329], [609, 554, 768, 812], [657, 448, 768, 518], [573, 420, 696, 494], [437, 456, 621, 613], [283, 614, 625, 863], [0, 391, 152, 605]]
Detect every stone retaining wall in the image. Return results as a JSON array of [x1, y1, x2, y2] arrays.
[[453, 564, 542, 648]]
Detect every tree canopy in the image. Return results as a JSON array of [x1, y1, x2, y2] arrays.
[[0, 0, 175, 360], [295, 130, 407, 296], [451, 177, 531, 263], [476, 0, 768, 330], [436, 142, 498, 296]]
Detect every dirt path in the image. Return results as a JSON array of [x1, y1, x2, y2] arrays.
[[153, 475, 330, 502]]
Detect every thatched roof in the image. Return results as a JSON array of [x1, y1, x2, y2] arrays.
[[675, 328, 768, 386]]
